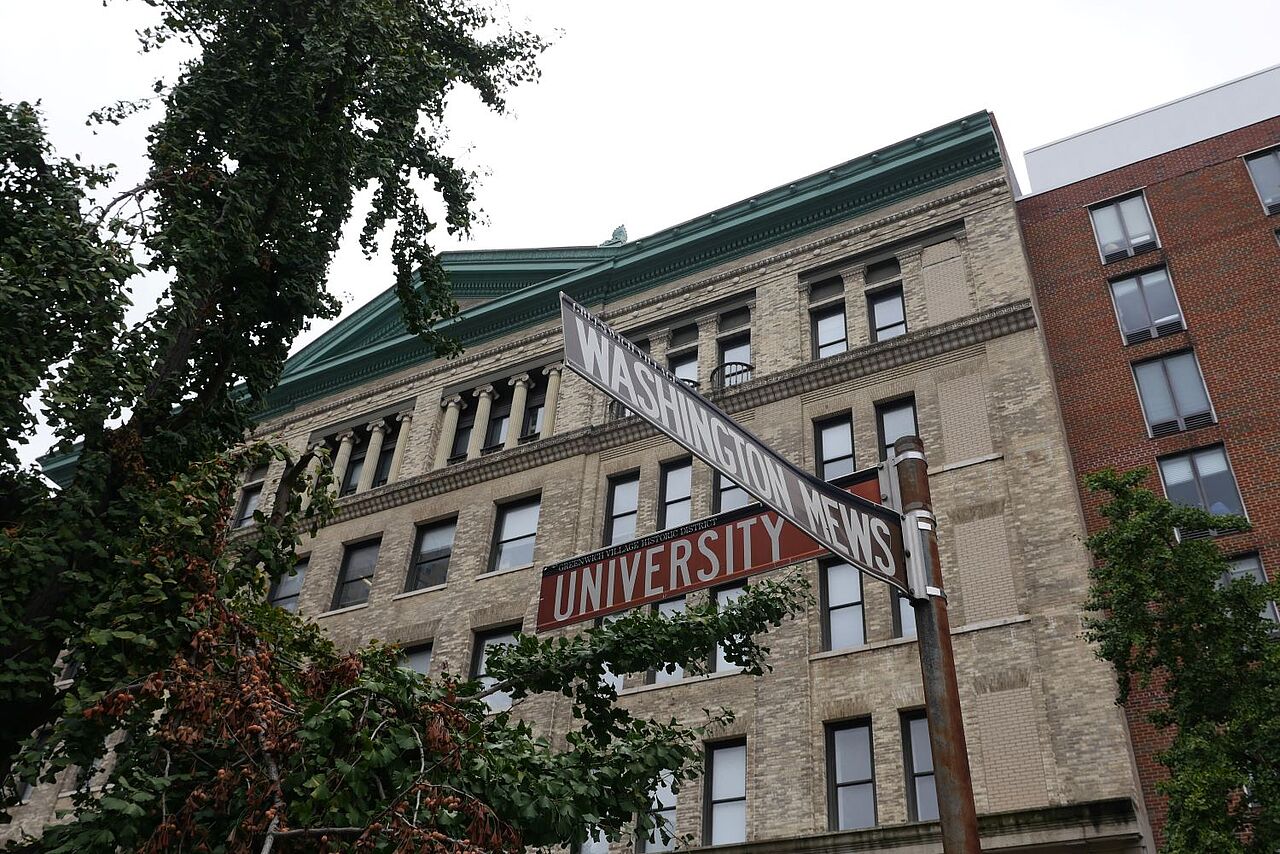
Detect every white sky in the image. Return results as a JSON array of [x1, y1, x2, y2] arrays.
[[5, 0, 1280, 464]]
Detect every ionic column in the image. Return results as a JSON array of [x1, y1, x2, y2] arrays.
[[330, 430, 356, 496], [466, 385, 496, 460], [299, 444, 325, 512], [386, 411, 413, 482], [355, 421, 388, 493], [504, 373, 532, 450], [540, 364, 563, 440], [433, 395, 465, 470]]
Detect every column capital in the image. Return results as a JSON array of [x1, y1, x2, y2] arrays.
[[335, 429, 357, 443], [508, 372, 533, 389], [396, 410, 415, 423], [366, 420, 389, 435], [541, 363, 563, 377], [440, 393, 466, 411], [472, 383, 497, 401]]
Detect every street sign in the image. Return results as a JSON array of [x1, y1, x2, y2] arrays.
[[559, 292, 907, 593], [538, 470, 883, 631]]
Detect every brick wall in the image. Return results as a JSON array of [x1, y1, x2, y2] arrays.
[[1017, 114, 1280, 847]]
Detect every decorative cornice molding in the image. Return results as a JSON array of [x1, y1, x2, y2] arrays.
[[327, 301, 1036, 524], [258, 176, 1010, 435]]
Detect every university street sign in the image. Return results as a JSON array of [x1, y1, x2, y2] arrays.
[[555, 292, 907, 610], [537, 470, 883, 630]]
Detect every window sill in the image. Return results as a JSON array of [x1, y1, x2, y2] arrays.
[[808, 615, 1032, 663], [619, 667, 747, 696], [392, 584, 448, 601], [315, 602, 370, 620], [474, 563, 533, 581]]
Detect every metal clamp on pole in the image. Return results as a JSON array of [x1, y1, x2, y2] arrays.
[[903, 508, 937, 601]]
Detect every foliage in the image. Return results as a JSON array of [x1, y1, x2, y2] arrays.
[[1, 0, 544, 791], [5, 443, 808, 852], [1082, 468, 1280, 853]]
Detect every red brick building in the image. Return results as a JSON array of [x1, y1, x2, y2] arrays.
[[1016, 65, 1280, 846]]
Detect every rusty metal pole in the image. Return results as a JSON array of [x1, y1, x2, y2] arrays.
[[893, 435, 981, 853]]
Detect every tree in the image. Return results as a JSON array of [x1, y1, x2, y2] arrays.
[[1, 0, 546, 782], [1082, 469, 1280, 853], [0, 3, 811, 850]]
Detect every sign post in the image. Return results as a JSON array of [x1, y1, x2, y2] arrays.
[[552, 293, 981, 852]]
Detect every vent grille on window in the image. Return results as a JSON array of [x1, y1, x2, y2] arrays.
[[1155, 319, 1184, 337], [1131, 240, 1158, 255], [1178, 528, 1214, 541], [1103, 249, 1130, 264], [1150, 420, 1182, 438], [1183, 411, 1215, 430], [1125, 328, 1153, 345], [1266, 200, 1280, 216]]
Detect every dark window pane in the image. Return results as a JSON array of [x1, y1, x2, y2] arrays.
[[878, 399, 918, 458], [333, 540, 380, 609], [814, 306, 847, 358], [1247, 150, 1280, 209], [494, 497, 540, 571], [1091, 193, 1156, 260], [1194, 448, 1243, 516], [269, 557, 308, 612], [870, 287, 906, 341], [607, 474, 640, 545], [408, 519, 456, 591], [236, 484, 263, 528], [1222, 555, 1279, 622]]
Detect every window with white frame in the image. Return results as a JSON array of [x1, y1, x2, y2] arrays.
[[711, 584, 747, 673], [472, 626, 519, 713], [1245, 147, 1280, 215], [1158, 446, 1245, 519], [1110, 267, 1183, 344], [1219, 554, 1279, 623], [649, 597, 686, 685], [1133, 351, 1214, 436], [705, 741, 747, 845], [491, 496, 540, 572], [822, 560, 865, 651], [1089, 192, 1158, 262]]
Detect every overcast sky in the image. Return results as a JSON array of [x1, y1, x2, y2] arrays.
[[5, 0, 1279, 464]]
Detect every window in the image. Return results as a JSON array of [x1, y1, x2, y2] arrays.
[[714, 473, 750, 513], [597, 612, 626, 693], [1090, 193, 1158, 262], [579, 829, 612, 854], [659, 459, 693, 529], [668, 324, 699, 386], [649, 597, 686, 684], [827, 721, 876, 830], [235, 464, 269, 528], [638, 770, 677, 852], [341, 439, 366, 496], [521, 373, 548, 441], [815, 414, 855, 480], [705, 741, 747, 845], [1110, 267, 1183, 344], [711, 584, 747, 672], [1245, 147, 1280, 215], [491, 496, 540, 572], [401, 643, 432, 675], [406, 518, 456, 591], [869, 287, 906, 342], [369, 420, 401, 488], [449, 408, 475, 464], [876, 397, 918, 460], [1159, 446, 1245, 518], [472, 626, 519, 713], [483, 387, 512, 453], [717, 334, 752, 386], [1220, 555, 1279, 623], [893, 591, 917, 639], [332, 539, 380, 610], [821, 561, 865, 651], [810, 277, 848, 359], [268, 556, 308, 612], [1133, 351, 1213, 436], [605, 472, 640, 545], [903, 712, 938, 822]]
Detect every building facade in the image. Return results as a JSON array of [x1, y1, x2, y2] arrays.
[[1016, 65, 1280, 848], [14, 114, 1150, 851]]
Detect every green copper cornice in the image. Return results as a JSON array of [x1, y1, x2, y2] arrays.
[[259, 111, 1005, 419]]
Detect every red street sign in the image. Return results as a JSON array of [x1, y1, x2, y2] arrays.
[[537, 469, 883, 631]]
